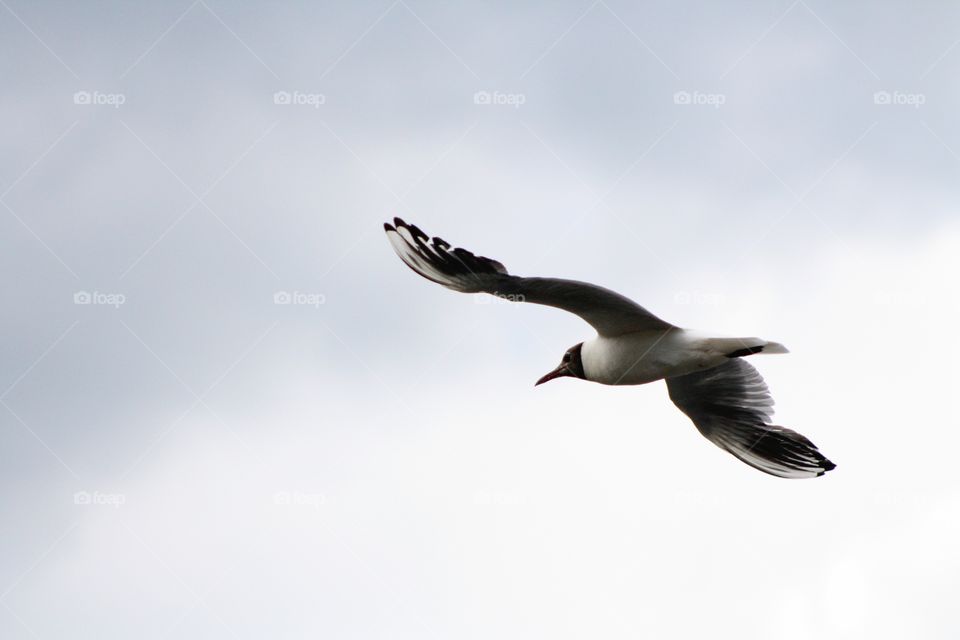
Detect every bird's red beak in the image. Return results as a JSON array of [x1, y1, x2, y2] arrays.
[[535, 363, 572, 386]]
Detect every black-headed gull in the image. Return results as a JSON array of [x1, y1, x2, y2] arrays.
[[384, 218, 835, 479]]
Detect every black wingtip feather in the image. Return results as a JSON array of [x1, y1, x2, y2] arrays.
[[383, 218, 511, 293], [740, 425, 836, 478], [816, 457, 837, 477], [408, 223, 429, 242]]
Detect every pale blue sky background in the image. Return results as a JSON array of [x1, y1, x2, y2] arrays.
[[2, 1, 960, 638]]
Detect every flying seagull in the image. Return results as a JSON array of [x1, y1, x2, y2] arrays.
[[384, 218, 835, 478]]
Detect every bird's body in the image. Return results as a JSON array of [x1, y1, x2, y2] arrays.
[[384, 218, 835, 479], [580, 331, 782, 386]]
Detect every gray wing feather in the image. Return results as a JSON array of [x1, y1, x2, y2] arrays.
[[666, 359, 835, 479], [385, 218, 674, 336]]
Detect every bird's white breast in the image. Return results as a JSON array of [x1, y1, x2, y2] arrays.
[[580, 329, 724, 386]]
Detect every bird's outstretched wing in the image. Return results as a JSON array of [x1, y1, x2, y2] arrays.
[[666, 358, 835, 478], [384, 218, 675, 336]]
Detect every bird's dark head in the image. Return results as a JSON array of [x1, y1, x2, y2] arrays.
[[535, 342, 586, 386]]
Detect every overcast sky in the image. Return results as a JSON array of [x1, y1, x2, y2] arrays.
[[2, 1, 960, 638]]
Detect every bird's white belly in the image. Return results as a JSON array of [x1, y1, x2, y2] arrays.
[[580, 330, 724, 386]]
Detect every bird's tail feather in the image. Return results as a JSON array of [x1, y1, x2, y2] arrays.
[[707, 338, 789, 359]]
